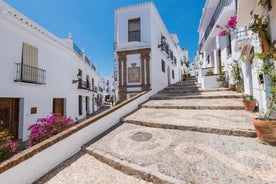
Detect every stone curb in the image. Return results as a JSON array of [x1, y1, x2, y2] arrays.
[[85, 147, 184, 184], [141, 105, 244, 110], [123, 119, 256, 138], [161, 88, 229, 93], [166, 84, 202, 88], [150, 94, 242, 100]]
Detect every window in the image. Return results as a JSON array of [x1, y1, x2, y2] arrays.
[[161, 60, 165, 73], [172, 70, 175, 79], [79, 95, 82, 116], [92, 78, 94, 91], [78, 69, 82, 88], [22, 42, 38, 82], [128, 18, 140, 42], [86, 75, 90, 90], [226, 34, 232, 56], [207, 55, 210, 64]]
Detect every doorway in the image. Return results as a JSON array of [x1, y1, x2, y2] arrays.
[[53, 98, 65, 115], [0, 98, 19, 139], [167, 66, 171, 85]]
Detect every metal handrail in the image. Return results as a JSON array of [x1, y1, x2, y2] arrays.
[[14, 63, 46, 84]]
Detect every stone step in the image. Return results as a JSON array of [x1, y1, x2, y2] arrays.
[[174, 81, 199, 85], [84, 123, 276, 184], [122, 108, 256, 137], [151, 91, 242, 100], [141, 98, 244, 110], [158, 87, 230, 94], [165, 84, 202, 89], [35, 151, 151, 183]]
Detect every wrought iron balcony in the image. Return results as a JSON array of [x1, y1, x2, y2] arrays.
[[14, 63, 46, 85], [78, 80, 92, 91], [158, 35, 169, 55]]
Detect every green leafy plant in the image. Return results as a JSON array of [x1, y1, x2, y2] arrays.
[[184, 61, 190, 68], [249, 14, 276, 119], [243, 94, 255, 100], [206, 70, 214, 76], [115, 99, 124, 105], [230, 60, 243, 85], [216, 66, 227, 83]]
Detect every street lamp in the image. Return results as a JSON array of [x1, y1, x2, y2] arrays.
[[72, 73, 81, 84]]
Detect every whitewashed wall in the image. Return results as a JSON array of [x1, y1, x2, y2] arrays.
[[0, 91, 155, 184], [115, 2, 184, 94], [0, 1, 102, 140]]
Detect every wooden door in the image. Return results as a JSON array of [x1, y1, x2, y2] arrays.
[[0, 98, 19, 138], [53, 98, 64, 115]]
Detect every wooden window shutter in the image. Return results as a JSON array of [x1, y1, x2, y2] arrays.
[[22, 42, 38, 67], [22, 42, 38, 81]]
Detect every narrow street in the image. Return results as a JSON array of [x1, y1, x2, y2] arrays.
[[35, 78, 276, 184]]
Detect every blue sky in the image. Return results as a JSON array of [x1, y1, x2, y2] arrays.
[[4, 0, 205, 77]]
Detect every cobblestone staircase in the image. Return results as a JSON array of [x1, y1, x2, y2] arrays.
[[78, 78, 275, 183], [82, 79, 276, 184]]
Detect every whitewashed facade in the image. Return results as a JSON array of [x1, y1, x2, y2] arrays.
[[236, 0, 276, 114], [114, 2, 186, 100], [197, 0, 276, 114], [103, 75, 116, 102], [196, 0, 237, 88], [0, 1, 104, 141]]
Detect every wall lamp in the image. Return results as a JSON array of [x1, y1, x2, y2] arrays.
[[72, 73, 81, 84]]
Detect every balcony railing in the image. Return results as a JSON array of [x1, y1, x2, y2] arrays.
[[199, 0, 233, 50], [73, 43, 82, 58], [14, 63, 46, 85], [78, 80, 92, 91]]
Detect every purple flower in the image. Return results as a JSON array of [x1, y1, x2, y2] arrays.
[[227, 15, 237, 29], [28, 113, 74, 146], [216, 15, 237, 37], [219, 30, 230, 37]]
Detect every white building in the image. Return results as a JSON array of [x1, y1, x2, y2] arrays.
[[114, 2, 186, 100], [196, 0, 237, 88], [236, 0, 276, 114], [197, 0, 276, 114], [103, 75, 116, 102], [0, 1, 104, 141]]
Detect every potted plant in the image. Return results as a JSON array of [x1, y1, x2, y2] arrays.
[[248, 13, 276, 145], [242, 94, 257, 111], [235, 80, 244, 93], [229, 83, 236, 91], [206, 69, 214, 76], [216, 66, 227, 87], [230, 60, 243, 92]]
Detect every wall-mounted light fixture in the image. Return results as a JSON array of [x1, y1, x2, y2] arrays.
[[72, 73, 81, 84]]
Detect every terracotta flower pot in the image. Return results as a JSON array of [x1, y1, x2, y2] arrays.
[[229, 84, 236, 91], [242, 100, 256, 111], [253, 118, 276, 145]]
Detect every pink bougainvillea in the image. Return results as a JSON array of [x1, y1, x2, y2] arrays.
[[216, 15, 237, 37], [227, 15, 237, 29], [219, 29, 230, 37], [28, 113, 74, 146]]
